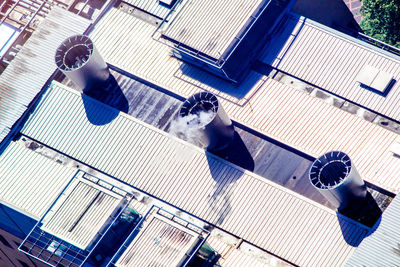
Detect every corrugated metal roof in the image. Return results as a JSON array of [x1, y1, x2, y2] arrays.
[[21, 81, 370, 267], [41, 179, 122, 249], [223, 248, 280, 267], [161, 0, 265, 59], [115, 207, 203, 267], [0, 6, 90, 145], [0, 142, 75, 219], [124, 0, 173, 19], [345, 193, 400, 267], [90, 8, 257, 104], [89, 8, 400, 193], [260, 14, 400, 122], [117, 217, 194, 267]]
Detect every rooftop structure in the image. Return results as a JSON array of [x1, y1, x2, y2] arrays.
[[0, 23, 20, 59], [1, 0, 400, 266], [154, 0, 292, 82], [90, 7, 400, 193], [260, 14, 400, 122], [123, 0, 174, 19], [39, 174, 128, 249], [161, 0, 266, 59], [111, 206, 209, 266], [17, 81, 371, 266], [19, 170, 132, 266]]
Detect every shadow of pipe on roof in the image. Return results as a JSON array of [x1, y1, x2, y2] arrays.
[[81, 74, 130, 125], [337, 192, 383, 247], [205, 131, 254, 226], [209, 131, 255, 172], [205, 152, 243, 226], [82, 93, 120, 125], [84, 74, 129, 113], [337, 214, 381, 247]]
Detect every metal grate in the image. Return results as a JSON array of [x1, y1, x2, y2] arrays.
[[109, 205, 210, 266], [19, 170, 133, 267], [310, 151, 352, 189], [20, 226, 88, 267]]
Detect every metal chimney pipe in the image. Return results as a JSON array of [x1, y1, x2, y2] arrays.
[[309, 151, 367, 210], [179, 92, 234, 151], [55, 35, 109, 90]]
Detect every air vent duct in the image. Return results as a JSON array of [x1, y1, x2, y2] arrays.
[[55, 35, 109, 90], [179, 92, 234, 151], [309, 151, 367, 210]]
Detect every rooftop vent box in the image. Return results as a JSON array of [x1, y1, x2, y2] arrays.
[[156, 0, 291, 83], [356, 65, 394, 94]]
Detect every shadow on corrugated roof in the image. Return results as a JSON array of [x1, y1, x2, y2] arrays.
[[84, 74, 129, 112], [205, 131, 254, 225], [337, 192, 382, 246], [81, 74, 129, 125], [210, 131, 255, 172], [81, 92, 120, 125], [205, 159, 242, 226]]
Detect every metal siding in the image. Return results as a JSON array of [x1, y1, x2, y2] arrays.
[[89, 8, 400, 193], [346, 193, 400, 267], [21, 82, 369, 266], [0, 6, 90, 145], [260, 15, 400, 122], [0, 142, 75, 218]]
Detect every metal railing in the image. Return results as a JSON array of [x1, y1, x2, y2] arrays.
[[0, 0, 52, 29], [153, 0, 274, 68], [18, 170, 134, 267], [357, 32, 400, 57], [0, 0, 52, 62]]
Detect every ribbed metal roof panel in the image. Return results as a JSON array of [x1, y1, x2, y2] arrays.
[[116, 215, 199, 266], [260, 15, 400, 122], [0, 142, 75, 219], [223, 248, 281, 267], [161, 0, 264, 59], [345, 193, 400, 267], [21, 82, 370, 267], [0, 6, 90, 145], [89, 8, 400, 193], [41, 180, 122, 249]]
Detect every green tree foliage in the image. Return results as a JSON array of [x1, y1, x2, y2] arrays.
[[361, 0, 400, 48]]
